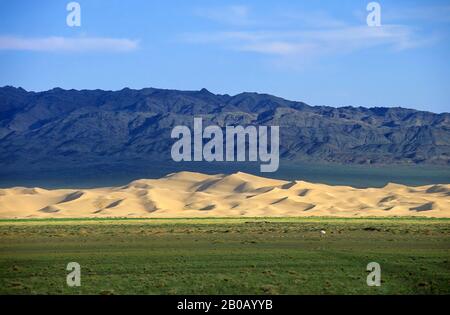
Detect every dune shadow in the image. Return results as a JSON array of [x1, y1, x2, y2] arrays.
[[38, 206, 60, 213], [194, 178, 223, 192], [57, 191, 84, 204], [105, 199, 124, 209], [410, 202, 434, 212]]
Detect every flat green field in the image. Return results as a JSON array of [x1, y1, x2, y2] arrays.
[[0, 217, 449, 294]]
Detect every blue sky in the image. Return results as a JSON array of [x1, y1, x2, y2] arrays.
[[0, 0, 449, 113]]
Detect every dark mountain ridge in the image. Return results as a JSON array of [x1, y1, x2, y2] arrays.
[[1, 86, 449, 167]]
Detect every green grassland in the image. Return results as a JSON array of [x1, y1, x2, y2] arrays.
[[0, 217, 449, 294]]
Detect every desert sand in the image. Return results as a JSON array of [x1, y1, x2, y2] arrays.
[[0, 171, 449, 218]]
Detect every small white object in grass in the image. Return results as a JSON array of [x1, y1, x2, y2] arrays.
[[320, 230, 326, 235]]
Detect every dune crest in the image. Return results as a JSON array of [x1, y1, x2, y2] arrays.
[[0, 171, 449, 218]]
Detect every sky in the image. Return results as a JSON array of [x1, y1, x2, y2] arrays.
[[0, 0, 449, 113]]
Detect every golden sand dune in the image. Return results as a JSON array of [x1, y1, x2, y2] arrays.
[[0, 171, 449, 218]]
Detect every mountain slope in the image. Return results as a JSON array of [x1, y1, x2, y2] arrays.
[[0, 86, 449, 167]]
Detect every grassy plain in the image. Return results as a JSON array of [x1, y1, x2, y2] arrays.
[[0, 217, 449, 294]]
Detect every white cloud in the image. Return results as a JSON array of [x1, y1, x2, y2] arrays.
[[276, 10, 348, 29], [383, 5, 450, 23], [182, 25, 426, 57], [185, 5, 437, 61], [238, 41, 316, 55], [194, 5, 253, 26], [0, 36, 139, 52]]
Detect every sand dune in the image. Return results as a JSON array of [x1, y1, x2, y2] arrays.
[[0, 171, 449, 218]]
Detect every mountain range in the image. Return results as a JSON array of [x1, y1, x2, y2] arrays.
[[0, 86, 449, 169]]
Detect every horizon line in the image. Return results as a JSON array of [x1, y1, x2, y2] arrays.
[[1, 85, 448, 115]]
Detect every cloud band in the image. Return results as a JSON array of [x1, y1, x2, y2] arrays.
[[0, 36, 139, 52]]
